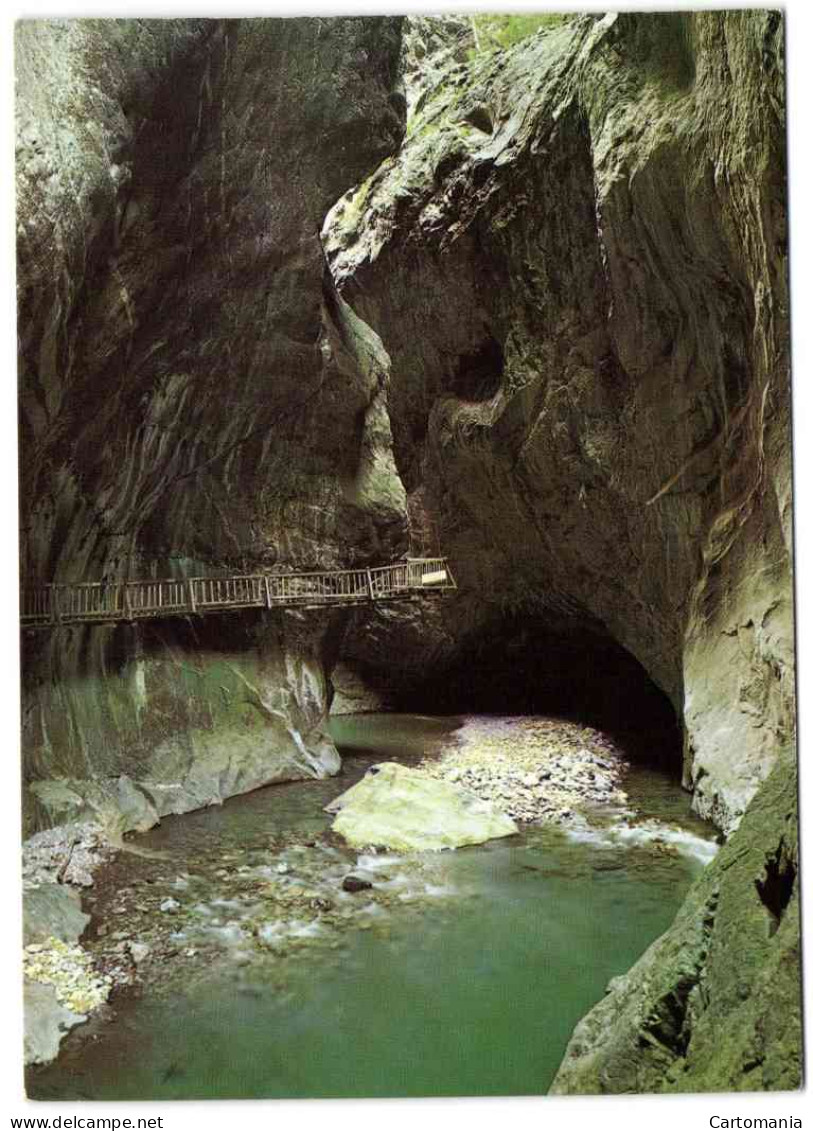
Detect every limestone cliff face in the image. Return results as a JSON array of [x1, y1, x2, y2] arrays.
[[325, 10, 798, 1092], [326, 11, 793, 833], [17, 17, 408, 832]]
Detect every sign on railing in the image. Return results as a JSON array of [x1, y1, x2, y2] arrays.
[[20, 558, 456, 628]]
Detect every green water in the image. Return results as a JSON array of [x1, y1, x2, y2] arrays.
[[28, 714, 716, 1100]]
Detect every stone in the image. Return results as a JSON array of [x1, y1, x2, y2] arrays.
[[342, 875, 373, 893], [13, 7, 799, 1097], [159, 898, 180, 914], [24, 980, 86, 1066], [23, 885, 90, 947], [326, 9, 793, 839], [326, 762, 518, 852]]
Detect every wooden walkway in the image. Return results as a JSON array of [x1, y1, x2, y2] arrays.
[[20, 557, 456, 629]]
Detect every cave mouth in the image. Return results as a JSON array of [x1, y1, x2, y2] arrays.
[[449, 334, 505, 400], [384, 615, 683, 774]]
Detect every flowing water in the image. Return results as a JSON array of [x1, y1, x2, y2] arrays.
[[28, 714, 717, 1100]]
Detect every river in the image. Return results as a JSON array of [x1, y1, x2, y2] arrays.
[[27, 713, 717, 1100]]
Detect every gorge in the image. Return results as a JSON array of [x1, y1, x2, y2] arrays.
[[16, 11, 800, 1096]]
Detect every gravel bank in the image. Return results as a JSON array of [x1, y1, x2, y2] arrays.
[[419, 715, 630, 824]]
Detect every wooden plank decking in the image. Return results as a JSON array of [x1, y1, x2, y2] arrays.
[[20, 557, 457, 629]]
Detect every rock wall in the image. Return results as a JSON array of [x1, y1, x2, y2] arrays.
[[16, 17, 408, 833], [22, 610, 345, 835], [326, 10, 793, 834]]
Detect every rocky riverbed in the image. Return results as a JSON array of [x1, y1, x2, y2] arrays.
[[22, 824, 118, 1064], [81, 837, 471, 1002], [24, 712, 711, 1075]]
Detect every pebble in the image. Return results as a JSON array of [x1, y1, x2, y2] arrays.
[[160, 898, 180, 913], [24, 936, 112, 1014]]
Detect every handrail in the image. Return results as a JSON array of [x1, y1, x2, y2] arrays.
[[20, 557, 457, 629]]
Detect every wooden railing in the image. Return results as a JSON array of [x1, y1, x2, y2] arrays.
[[20, 558, 457, 629]]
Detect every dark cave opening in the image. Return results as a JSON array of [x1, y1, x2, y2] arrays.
[[384, 614, 683, 773], [449, 335, 505, 400], [755, 839, 796, 936]]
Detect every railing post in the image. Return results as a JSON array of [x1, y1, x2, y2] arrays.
[[264, 575, 273, 609], [123, 584, 132, 621], [188, 578, 197, 615], [366, 568, 375, 601]]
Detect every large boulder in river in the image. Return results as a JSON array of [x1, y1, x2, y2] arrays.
[[326, 762, 518, 851]]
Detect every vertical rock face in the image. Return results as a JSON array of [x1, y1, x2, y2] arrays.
[[17, 16, 406, 579], [17, 17, 408, 831], [326, 11, 793, 833], [23, 611, 346, 834]]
